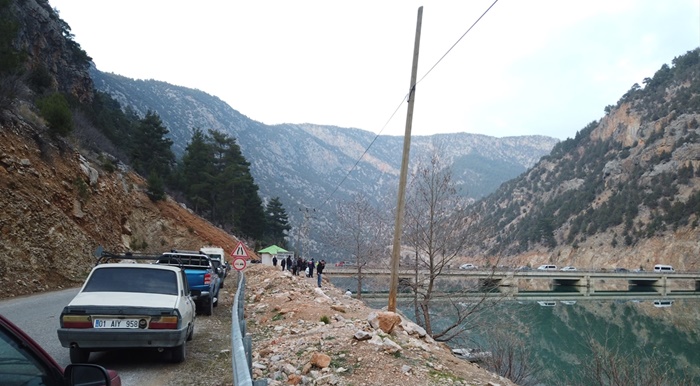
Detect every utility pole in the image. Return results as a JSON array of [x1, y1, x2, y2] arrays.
[[388, 6, 422, 313]]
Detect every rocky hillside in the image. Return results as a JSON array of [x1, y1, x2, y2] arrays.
[[89, 68, 558, 258], [0, 113, 240, 298], [461, 49, 700, 272]]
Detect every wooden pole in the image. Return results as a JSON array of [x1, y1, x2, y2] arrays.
[[388, 6, 423, 312]]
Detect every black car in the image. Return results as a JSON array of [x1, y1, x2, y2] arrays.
[[614, 267, 629, 273]]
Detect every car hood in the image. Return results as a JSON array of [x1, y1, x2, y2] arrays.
[[68, 292, 179, 308]]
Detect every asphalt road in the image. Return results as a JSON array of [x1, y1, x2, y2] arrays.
[[0, 287, 78, 365]]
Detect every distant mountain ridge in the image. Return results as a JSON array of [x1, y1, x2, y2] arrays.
[[461, 49, 700, 271], [90, 68, 558, 255]]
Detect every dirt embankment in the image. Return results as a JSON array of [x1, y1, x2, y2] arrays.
[[241, 264, 514, 386]]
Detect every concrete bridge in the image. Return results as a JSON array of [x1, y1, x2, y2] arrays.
[[323, 267, 700, 294]]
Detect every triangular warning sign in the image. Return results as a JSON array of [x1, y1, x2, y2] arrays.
[[231, 241, 248, 258]]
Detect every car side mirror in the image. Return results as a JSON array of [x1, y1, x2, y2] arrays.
[[64, 363, 112, 385]]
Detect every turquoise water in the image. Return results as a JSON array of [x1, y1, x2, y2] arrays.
[[357, 293, 699, 385]]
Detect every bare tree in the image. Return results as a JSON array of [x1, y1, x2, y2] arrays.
[[478, 326, 540, 386], [403, 147, 477, 339], [330, 194, 390, 299]]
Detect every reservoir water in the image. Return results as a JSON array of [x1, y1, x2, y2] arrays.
[[331, 277, 700, 385]]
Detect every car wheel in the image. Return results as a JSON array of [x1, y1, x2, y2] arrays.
[[202, 297, 213, 316], [69, 347, 90, 364], [171, 341, 186, 363]]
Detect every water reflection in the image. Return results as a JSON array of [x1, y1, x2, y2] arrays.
[[358, 289, 700, 385]]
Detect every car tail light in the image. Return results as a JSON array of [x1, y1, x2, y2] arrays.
[[149, 316, 179, 329], [204, 273, 211, 285], [62, 315, 92, 328]]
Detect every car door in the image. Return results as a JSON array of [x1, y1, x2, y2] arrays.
[[179, 270, 196, 324]]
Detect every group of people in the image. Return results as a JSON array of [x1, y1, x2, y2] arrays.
[[272, 255, 326, 287]]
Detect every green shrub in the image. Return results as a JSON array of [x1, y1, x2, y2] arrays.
[[36, 93, 73, 137], [146, 171, 166, 201], [320, 315, 330, 324]]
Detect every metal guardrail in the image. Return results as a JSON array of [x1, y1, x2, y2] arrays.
[[231, 271, 267, 386]]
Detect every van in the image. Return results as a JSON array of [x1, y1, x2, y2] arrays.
[[200, 246, 228, 280], [537, 265, 557, 271], [653, 264, 675, 273]]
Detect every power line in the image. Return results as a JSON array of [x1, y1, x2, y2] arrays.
[[416, 0, 500, 86], [314, 0, 500, 212]]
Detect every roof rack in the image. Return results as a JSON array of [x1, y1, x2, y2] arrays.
[[167, 249, 206, 255], [93, 246, 162, 265]]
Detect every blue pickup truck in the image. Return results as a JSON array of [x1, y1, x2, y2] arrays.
[[158, 251, 222, 316]]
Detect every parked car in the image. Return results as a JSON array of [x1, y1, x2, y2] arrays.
[[158, 250, 222, 316], [560, 266, 577, 271], [537, 265, 557, 271], [0, 314, 121, 385], [57, 262, 196, 364], [459, 263, 478, 270]]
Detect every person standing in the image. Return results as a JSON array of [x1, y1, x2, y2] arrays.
[[272, 255, 278, 267], [316, 259, 325, 287], [280, 256, 286, 271], [308, 259, 315, 278]]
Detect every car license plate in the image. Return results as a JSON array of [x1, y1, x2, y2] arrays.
[[93, 318, 140, 329]]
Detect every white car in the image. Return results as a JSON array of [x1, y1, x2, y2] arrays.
[[537, 265, 557, 271], [57, 263, 197, 364], [560, 266, 577, 271], [459, 263, 478, 270]]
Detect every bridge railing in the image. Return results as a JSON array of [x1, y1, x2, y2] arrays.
[[231, 271, 267, 386]]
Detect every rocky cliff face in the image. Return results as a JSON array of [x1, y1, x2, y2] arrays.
[[0, 112, 239, 298], [10, 0, 93, 102]]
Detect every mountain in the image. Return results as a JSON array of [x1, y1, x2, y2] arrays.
[[89, 68, 558, 257], [461, 49, 700, 272], [0, 0, 241, 298]]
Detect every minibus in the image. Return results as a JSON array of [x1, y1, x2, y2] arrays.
[[653, 264, 674, 273]]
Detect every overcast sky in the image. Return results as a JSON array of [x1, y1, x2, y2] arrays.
[[49, 0, 699, 140]]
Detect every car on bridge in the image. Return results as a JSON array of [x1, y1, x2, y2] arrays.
[[560, 266, 577, 271], [614, 267, 629, 273], [459, 263, 478, 270], [537, 265, 557, 271]]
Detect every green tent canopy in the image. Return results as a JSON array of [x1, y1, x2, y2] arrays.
[[257, 245, 288, 254]]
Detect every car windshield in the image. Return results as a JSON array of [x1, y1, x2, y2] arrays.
[[83, 267, 178, 295]]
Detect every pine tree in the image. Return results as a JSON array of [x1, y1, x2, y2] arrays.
[[131, 110, 174, 179], [264, 197, 291, 247], [180, 128, 215, 213]]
